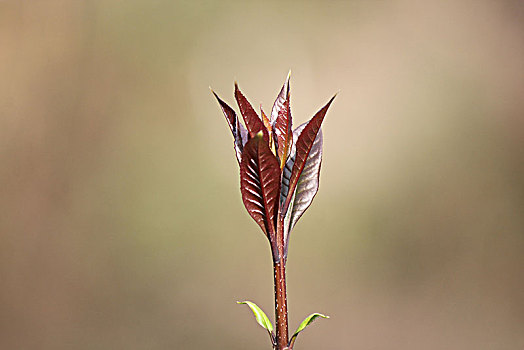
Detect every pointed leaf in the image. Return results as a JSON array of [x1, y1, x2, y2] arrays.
[[237, 301, 275, 342], [235, 83, 268, 141], [293, 313, 329, 337], [282, 122, 323, 253], [212, 90, 248, 163], [271, 72, 292, 166], [260, 106, 275, 154], [282, 95, 335, 216], [240, 132, 281, 249], [261, 106, 272, 134], [280, 122, 306, 204], [288, 313, 329, 349]]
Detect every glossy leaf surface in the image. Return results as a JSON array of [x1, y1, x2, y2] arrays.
[[288, 313, 329, 349], [212, 91, 248, 163], [240, 132, 281, 245], [271, 72, 292, 165], [282, 95, 335, 215], [235, 83, 267, 140], [282, 122, 323, 250], [237, 301, 275, 340]]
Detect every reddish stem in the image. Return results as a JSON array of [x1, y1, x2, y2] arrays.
[[274, 259, 288, 349], [273, 213, 289, 349]]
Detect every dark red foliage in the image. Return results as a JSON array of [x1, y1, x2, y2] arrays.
[[240, 133, 281, 256], [281, 95, 336, 216], [235, 83, 268, 141], [213, 76, 335, 258]]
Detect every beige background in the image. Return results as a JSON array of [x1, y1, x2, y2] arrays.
[[1, 1, 523, 349]]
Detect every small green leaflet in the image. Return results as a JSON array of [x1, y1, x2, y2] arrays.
[[237, 300, 274, 333], [288, 313, 329, 348]]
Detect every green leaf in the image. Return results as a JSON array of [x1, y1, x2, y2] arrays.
[[237, 301, 274, 334], [288, 313, 329, 349], [293, 313, 329, 335]]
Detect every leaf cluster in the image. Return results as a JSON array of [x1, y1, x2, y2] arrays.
[[212, 73, 336, 261]]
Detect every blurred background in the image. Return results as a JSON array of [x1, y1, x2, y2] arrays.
[[1, 1, 523, 349]]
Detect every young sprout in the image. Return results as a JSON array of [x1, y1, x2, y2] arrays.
[[212, 73, 335, 350]]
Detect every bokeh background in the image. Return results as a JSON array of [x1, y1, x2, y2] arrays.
[[1, 1, 523, 349]]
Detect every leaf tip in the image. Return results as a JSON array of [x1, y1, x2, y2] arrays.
[[285, 71, 292, 97], [210, 88, 219, 100], [328, 93, 337, 105]]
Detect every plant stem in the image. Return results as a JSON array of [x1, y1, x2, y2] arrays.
[[273, 203, 289, 349], [273, 259, 288, 349]]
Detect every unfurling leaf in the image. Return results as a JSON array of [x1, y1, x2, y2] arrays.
[[282, 122, 323, 253], [271, 72, 292, 167], [288, 313, 329, 349], [240, 132, 281, 253], [235, 83, 268, 141], [261, 106, 272, 134], [260, 106, 275, 154], [282, 95, 336, 216], [237, 301, 275, 343], [212, 90, 248, 163]]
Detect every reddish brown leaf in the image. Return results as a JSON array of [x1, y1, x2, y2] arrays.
[[282, 95, 336, 215], [235, 83, 268, 141], [212, 90, 248, 163], [282, 123, 323, 257], [271, 73, 292, 166], [240, 132, 281, 249]]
